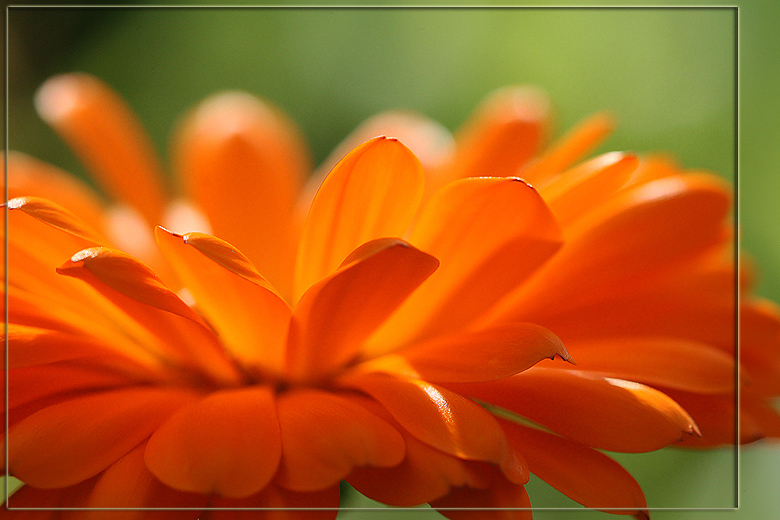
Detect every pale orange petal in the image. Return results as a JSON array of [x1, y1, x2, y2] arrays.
[[294, 136, 424, 299], [8, 387, 199, 488], [5, 151, 106, 226], [395, 322, 571, 383], [286, 238, 438, 382], [340, 372, 510, 464], [155, 227, 291, 376], [173, 92, 309, 297], [368, 176, 561, 353], [274, 389, 404, 492], [451, 368, 699, 453], [35, 73, 167, 225], [501, 420, 648, 515], [145, 386, 281, 498]]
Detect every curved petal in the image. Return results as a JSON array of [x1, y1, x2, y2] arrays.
[[144, 386, 281, 498], [3, 478, 97, 514], [78, 441, 207, 518], [340, 372, 510, 465], [501, 419, 648, 515], [452, 368, 700, 453], [558, 337, 735, 394], [443, 86, 549, 182], [173, 92, 309, 296], [57, 247, 239, 384], [274, 389, 404, 492], [431, 470, 532, 520], [286, 238, 438, 382], [8, 387, 199, 488], [368, 176, 562, 353], [5, 324, 120, 369], [518, 111, 615, 186], [294, 136, 425, 299], [5, 151, 106, 226], [156, 227, 291, 375], [7, 196, 105, 244], [35, 73, 168, 225], [204, 483, 339, 520], [539, 151, 639, 225], [395, 322, 571, 383], [484, 174, 732, 326]]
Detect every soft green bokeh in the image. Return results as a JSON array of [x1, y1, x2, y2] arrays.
[[6, 2, 779, 519]]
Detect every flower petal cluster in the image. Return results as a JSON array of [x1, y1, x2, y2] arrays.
[[4, 74, 780, 519]]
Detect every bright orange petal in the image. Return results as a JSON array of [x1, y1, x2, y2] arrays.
[[442, 86, 549, 182], [144, 386, 281, 498], [173, 92, 309, 297], [368, 176, 561, 353], [501, 419, 648, 515], [274, 389, 404, 492], [518, 111, 615, 186], [294, 136, 424, 300], [286, 238, 438, 382], [340, 372, 509, 464], [34, 73, 167, 225], [539, 151, 639, 225], [155, 227, 291, 376], [8, 387, 199, 488], [395, 322, 571, 383], [57, 247, 239, 384], [558, 337, 735, 394], [484, 174, 732, 326], [452, 368, 700, 453], [7, 196, 105, 244]]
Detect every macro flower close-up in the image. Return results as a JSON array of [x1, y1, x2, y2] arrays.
[[4, 68, 779, 519]]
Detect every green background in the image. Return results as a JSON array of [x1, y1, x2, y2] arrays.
[[6, 2, 779, 519]]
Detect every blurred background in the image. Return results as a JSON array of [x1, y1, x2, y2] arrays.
[[6, 1, 779, 519]]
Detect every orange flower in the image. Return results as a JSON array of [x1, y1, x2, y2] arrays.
[[3, 74, 779, 519]]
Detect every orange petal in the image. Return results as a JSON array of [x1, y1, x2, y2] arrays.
[[7, 196, 105, 244], [340, 372, 509, 464], [559, 337, 735, 394], [35, 73, 168, 225], [4, 478, 97, 513], [539, 151, 639, 225], [173, 92, 309, 297], [484, 173, 732, 325], [501, 420, 648, 515], [346, 398, 506, 506], [57, 247, 239, 384], [274, 389, 404, 492], [368, 176, 561, 353], [431, 470, 532, 520], [286, 238, 438, 382], [155, 227, 291, 376], [204, 483, 339, 520], [8, 387, 199, 488], [442, 86, 550, 182], [518, 111, 615, 186], [5, 151, 107, 226], [451, 368, 699, 453], [80, 441, 208, 516], [395, 322, 571, 383], [294, 136, 425, 300], [144, 386, 281, 498], [661, 391, 736, 447]]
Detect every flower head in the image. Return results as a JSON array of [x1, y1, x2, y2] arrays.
[[4, 74, 779, 518]]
